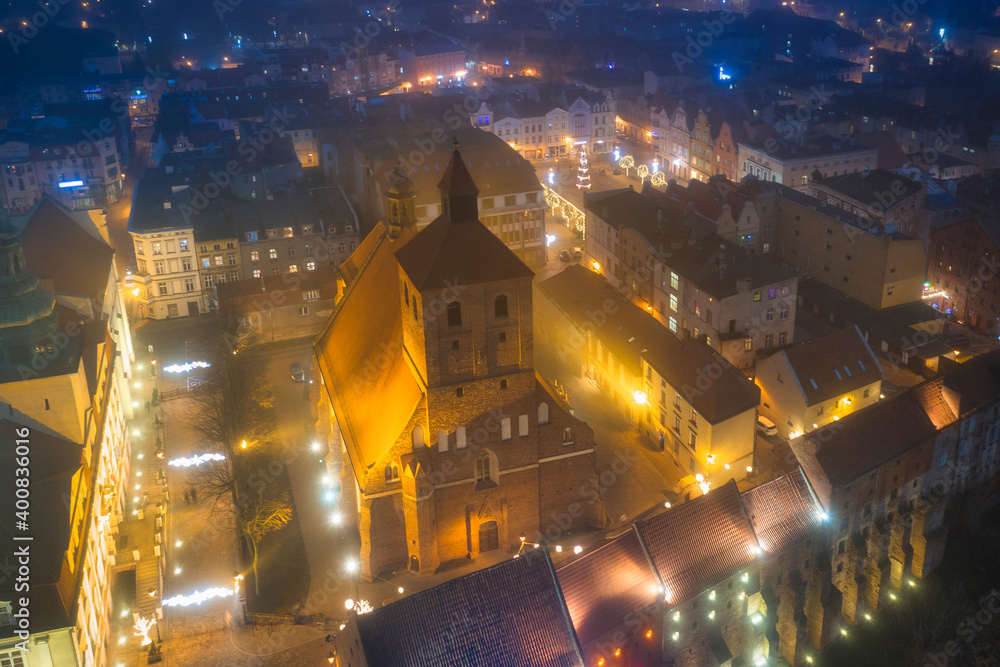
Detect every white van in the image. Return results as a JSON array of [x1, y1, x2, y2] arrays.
[[756, 416, 778, 436]]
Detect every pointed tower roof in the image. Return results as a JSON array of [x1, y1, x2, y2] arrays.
[[437, 146, 480, 199], [395, 148, 533, 291]]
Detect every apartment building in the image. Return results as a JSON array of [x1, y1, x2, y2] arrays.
[[0, 125, 123, 214], [764, 183, 928, 310], [737, 136, 878, 191], [757, 325, 884, 439], [537, 264, 760, 487], [650, 239, 799, 370], [808, 168, 928, 245], [398, 43, 467, 87], [128, 168, 202, 319]]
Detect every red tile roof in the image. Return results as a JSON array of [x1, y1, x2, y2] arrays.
[[555, 531, 659, 645], [742, 469, 823, 555], [634, 480, 758, 605], [355, 548, 585, 667]]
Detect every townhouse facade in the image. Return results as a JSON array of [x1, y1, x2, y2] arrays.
[[537, 264, 761, 488], [737, 137, 878, 191]]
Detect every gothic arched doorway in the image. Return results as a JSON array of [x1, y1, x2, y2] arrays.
[[479, 521, 499, 553]]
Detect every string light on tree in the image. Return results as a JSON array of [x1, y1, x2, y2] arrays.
[[651, 170, 667, 187], [637, 164, 649, 182], [576, 149, 592, 189], [619, 155, 634, 176]]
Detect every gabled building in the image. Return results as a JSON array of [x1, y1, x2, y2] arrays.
[[756, 325, 884, 439], [537, 264, 761, 487], [0, 205, 134, 667], [315, 150, 602, 580]]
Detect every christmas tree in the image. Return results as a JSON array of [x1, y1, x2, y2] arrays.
[[576, 149, 591, 189]]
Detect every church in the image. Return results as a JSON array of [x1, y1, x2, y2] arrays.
[[314, 147, 603, 580]]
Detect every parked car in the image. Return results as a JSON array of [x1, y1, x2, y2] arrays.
[[559, 249, 571, 262], [571, 247, 583, 260], [756, 415, 778, 436], [290, 362, 305, 382]]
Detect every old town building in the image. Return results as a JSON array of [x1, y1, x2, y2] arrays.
[[315, 151, 602, 581]]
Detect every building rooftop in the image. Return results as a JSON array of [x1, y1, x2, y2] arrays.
[[739, 134, 873, 161], [0, 417, 82, 637], [354, 548, 585, 667], [358, 127, 543, 205], [634, 479, 758, 606], [811, 169, 923, 209], [538, 265, 760, 424], [555, 530, 659, 646], [20, 197, 114, 303], [776, 325, 884, 406]]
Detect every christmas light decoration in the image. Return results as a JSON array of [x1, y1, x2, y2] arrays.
[[163, 361, 211, 373], [576, 149, 591, 189], [162, 587, 234, 607], [168, 453, 226, 467], [134, 616, 156, 646]]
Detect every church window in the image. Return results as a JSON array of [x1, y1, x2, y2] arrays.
[[518, 415, 528, 437], [475, 449, 497, 484], [447, 301, 462, 327], [411, 425, 424, 450], [495, 294, 509, 318], [501, 418, 511, 440], [500, 379, 508, 389], [538, 402, 549, 424], [385, 463, 400, 483], [438, 430, 448, 452], [456, 387, 464, 397], [456, 426, 467, 449]]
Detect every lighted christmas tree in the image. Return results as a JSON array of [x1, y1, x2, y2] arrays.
[[576, 149, 591, 189]]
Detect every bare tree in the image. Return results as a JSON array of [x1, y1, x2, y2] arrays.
[[189, 293, 287, 592], [238, 486, 293, 595]]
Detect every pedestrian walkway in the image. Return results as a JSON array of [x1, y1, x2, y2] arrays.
[[108, 359, 170, 665], [534, 337, 686, 528]]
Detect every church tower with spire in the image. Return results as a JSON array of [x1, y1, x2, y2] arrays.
[[385, 163, 417, 240], [315, 146, 603, 582]]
